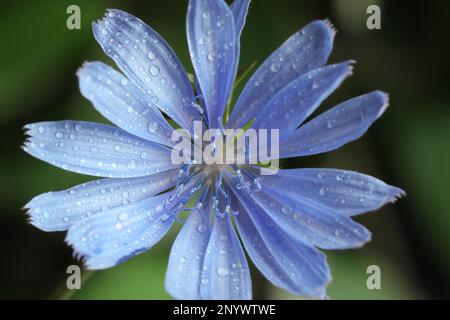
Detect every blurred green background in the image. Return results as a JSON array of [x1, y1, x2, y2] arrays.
[[1, 0, 449, 299]]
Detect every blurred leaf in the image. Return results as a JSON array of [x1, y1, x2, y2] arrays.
[[268, 249, 419, 299], [71, 250, 171, 300], [387, 104, 450, 275], [0, 0, 103, 123]]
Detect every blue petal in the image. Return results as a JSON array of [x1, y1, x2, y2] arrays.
[[233, 190, 331, 298], [230, 0, 251, 38], [229, 0, 251, 90], [23, 121, 175, 178], [261, 169, 405, 217], [250, 187, 371, 250], [25, 170, 178, 232], [252, 61, 353, 139], [165, 198, 212, 300], [280, 91, 389, 158], [187, 0, 236, 128], [78, 61, 175, 147], [200, 215, 252, 300], [66, 192, 174, 269], [228, 20, 335, 129], [93, 9, 199, 132]]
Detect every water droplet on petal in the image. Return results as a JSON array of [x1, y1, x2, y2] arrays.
[[149, 65, 160, 76], [281, 205, 292, 215], [216, 267, 229, 277], [270, 63, 281, 72], [118, 212, 128, 221], [115, 223, 124, 230], [148, 121, 158, 133]]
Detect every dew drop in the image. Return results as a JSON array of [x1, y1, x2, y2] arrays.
[[281, 205, 292, 215], [327, 120, 335, 128], [197, 224, 206, 233], [118, 212, 129, 221], [216, 267, 229, 277], [115, 223, 124, 230], [149, 65, 160, 76], [270, 63, 281, 72], [148, 121, 158, 133]]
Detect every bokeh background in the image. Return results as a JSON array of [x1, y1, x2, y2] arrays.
[[1, 0, 449, 299]]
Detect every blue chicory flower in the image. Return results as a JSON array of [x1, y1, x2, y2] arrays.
[[23, 0, 404, 300]]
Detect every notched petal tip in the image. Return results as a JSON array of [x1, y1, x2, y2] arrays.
[[340, 59, 356, 77], [22, 123, 35, 137], [91, 17, 108, 36], [322, 18, 338, 37], [387, 186, 406, 204], [24, 207, 51, 232], [64, 231, 92, 267], [76, 61, 94, 77]]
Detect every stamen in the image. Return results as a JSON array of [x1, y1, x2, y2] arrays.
[[231, 165, 262, 194], [224, 185, 239, 216], [197, 183, 211, 209], [163, 174, 207, 223], [212, 177, 239, 218]]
